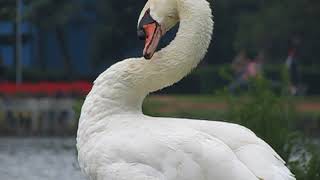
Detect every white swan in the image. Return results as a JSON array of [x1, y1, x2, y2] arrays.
[[77, 0, 295, 179]]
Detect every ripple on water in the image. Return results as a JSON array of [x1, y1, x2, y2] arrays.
[[0, 138, 86, 180]]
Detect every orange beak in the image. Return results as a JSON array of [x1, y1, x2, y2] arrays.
[[142, 22, 162, 59], [138, 9, 162, 59]]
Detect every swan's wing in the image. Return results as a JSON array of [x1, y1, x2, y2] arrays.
[[82, 125, 259, 180], [235, 144, 295, 180], [160, 118, 295, 180], [179, 131, 260, 180], [99, 162, 165, 180], [189, 120, 285, 161]]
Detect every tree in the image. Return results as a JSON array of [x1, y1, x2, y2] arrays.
[[0, 1, 15, 19], [234, 0, 320, 63]]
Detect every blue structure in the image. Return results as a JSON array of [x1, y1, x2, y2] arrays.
[[0, 21, 33, 66], [0, 3, 93, 75]]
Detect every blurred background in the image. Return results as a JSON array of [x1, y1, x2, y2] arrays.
[[0, 0, 319, 179]]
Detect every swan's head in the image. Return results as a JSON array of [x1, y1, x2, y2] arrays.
[[137, 0, 179, 59]]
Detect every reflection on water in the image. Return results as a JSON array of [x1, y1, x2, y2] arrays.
[[0, 138, 85, 180]]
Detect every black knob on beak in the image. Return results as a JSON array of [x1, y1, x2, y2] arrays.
[[137, 28, 146, 40]]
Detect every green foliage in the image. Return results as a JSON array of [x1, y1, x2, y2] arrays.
[[234, 0, 320, 62], [24, 0, 82, 28], [0, 1, 15, 20], [221, 76, 296, 158], [218, 70, 320, 179], [288, 137, 320, 180]]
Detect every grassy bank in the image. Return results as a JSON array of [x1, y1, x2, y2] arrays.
[[143, 95, 320, 118]]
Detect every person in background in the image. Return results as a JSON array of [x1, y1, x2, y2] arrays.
[[229, 50, 264, 94], [243, 51, 264, 80], [231, 50, 248, 77], [229, 50, 250, 93], [285, 37, 301, 95]]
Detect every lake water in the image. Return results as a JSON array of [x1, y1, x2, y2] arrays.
[[1, 137, 318, 180], [0, 138, 86, 180]]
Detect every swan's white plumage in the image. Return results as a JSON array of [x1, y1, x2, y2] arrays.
[[77, 0, 295, 179]]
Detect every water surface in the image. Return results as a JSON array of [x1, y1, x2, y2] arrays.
[[0, 138, 86, 180]]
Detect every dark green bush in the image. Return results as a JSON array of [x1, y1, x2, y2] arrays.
[[221, 76, 295, 158], [287, 136, 320, 180], [218, 73, 320, 179]]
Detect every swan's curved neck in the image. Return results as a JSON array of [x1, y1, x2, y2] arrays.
[[84, 0, 213, 118], [145, 0, 213, 93]]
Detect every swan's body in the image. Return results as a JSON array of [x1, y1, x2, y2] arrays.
[[77, 0, 295, 179]]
